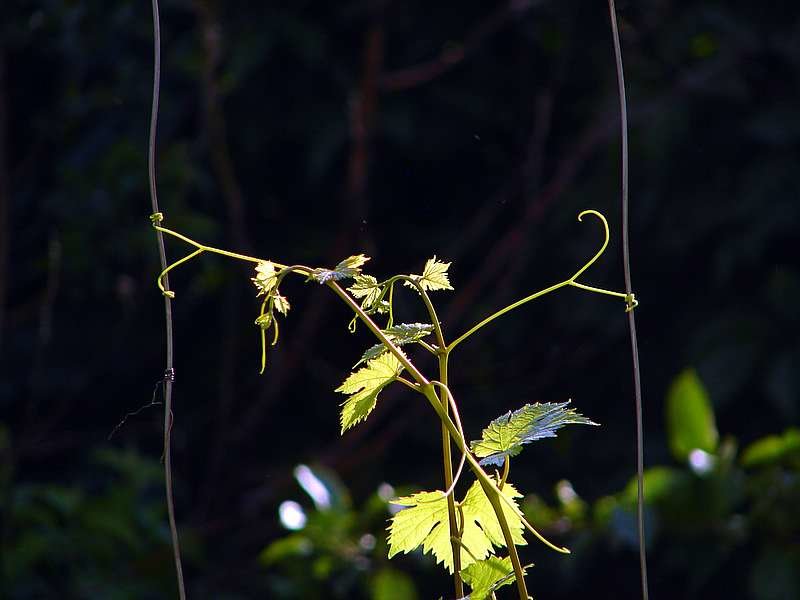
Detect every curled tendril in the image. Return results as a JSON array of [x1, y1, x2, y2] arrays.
[[448, 209, 637, 353], [568, 209, 635, 310], [156, 248, 205, 298], [571, 209, 610, 280], [625, 292, 638, 312]]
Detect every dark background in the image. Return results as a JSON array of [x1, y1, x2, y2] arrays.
[[1, 1, 799, 598]]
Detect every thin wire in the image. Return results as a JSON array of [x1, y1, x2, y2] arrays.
[[149, 0, 186, 597], [607, 2, 649, 599]]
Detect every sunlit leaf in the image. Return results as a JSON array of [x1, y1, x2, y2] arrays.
[[404, 256, 453, 292], [348, 274, 382, 309], [337, 353, 403, 433], [460, 556, 517, 600], [252, 260, 278, 296], [312, 254, 370, 283], [273, 293, 291, 315], [666, 369, 718, 461], [387, 478, 525, 574], [470, 402, 598, 466], [356, 323, 434, 366]]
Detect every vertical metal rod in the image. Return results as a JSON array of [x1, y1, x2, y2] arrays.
[[606, 2, 650, 599], [148, 0, 186, 597]]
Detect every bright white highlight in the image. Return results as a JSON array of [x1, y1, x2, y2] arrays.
[[688, 448, 715, 475], [278, 500, 307, 530], [294, 464, 332, 509]]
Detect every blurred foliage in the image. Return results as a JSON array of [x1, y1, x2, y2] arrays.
[[1, 439, 195, 598], [521, 370, 800, 599], [257, 467, 420, 599], [1, 0, 798, 598]]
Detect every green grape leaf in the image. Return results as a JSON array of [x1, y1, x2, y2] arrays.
[[461, 479, 526, 553], [461, 556, 518, 600], [348, 274, 382, 310], [313, 254, 370, 283], [387, 478, 525, 574], [741, 428, 800, 468], [273, 293, 290, 315], [404, 256, 454, 292], [356, 323, 434, 366], [666, 368, 718, 461], [470, 402, 598, 466], [337, 353, 403, 433], [252, 260, 278, 296]]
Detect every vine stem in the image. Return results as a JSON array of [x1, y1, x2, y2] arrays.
[[148, 1, 186, 598], [151, 221, 620, 599], [323, 280, 530, 599], [607, 1, 650, 599], [404, 279, 463, 597]]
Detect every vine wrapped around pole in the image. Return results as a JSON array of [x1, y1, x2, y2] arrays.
[[148, 0, 186, 597]]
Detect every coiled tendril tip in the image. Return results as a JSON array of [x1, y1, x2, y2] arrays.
[[625, 293, 638, 312]]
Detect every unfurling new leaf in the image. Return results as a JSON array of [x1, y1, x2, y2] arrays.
[[252, 260, 278, 296], [404, 256, 454, 292], [348, 274, 382, 310], [273, 293, 290, 315], [387, 478, 525, 574], [356, 322, 434, 366], [336, 353, 403, 433], [312, 254, 371, 283], [470, 401, 598, 466]]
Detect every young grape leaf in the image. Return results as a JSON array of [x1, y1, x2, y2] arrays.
[[387, 478, 525, 574], [348, 274, 382, 310], [337, 353, 403, 433], [273, 293, 291, 315], [312, 254, 370, 283], [470, 402, 598, 466], [460, 556, 518, 600], [403, 256, 454, 292], [355, 323, 434, 366], [252, 260, 278, 296]]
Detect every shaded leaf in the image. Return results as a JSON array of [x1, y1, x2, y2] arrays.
[[741, 428, 800, 468], [666, 369, 718, 461], [461, 556, 517, 600], [356, 323, 434, 366], [371, 568, 419, 600], [387, 478, 525, 574], [404, 256, 453, 292], [621, 466, 685, 506], [312, 254, 370, 283], [337, 353, 403, 433], [470, 401, 598, 467]]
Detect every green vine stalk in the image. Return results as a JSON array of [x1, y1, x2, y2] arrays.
[[150, 209, 635, 599]]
